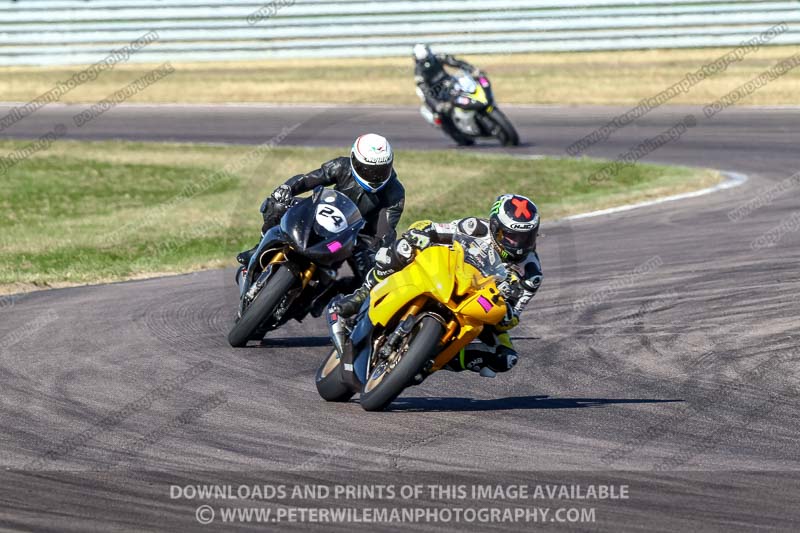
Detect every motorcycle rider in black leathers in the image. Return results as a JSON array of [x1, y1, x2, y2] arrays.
[[236, 134, 405, 311], [329, 194, 542, 376], [413, 43, 482, 146]]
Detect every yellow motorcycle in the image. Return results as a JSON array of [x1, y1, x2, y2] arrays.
[[315, 233, 508, 411]]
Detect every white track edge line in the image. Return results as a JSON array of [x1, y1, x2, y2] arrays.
[[561, 171, 748, 221]]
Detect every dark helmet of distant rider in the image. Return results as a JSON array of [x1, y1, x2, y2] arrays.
[[413, 43, 444, 82]]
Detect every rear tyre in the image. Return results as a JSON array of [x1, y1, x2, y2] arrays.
[[451, 133, 475, 147], [441, 115, 475, 146], [359, 316, 443, 412], [489, 108, 520, 146], [227, 266, 296, 347], [315, 349, 355, 402]]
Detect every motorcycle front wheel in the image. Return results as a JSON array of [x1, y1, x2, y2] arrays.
[[227, 265, 296, 347], [488, 107, 520, 146], [359, 316, 443, 412]]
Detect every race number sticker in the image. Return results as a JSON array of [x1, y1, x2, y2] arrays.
[[315, 204, 347, 233]]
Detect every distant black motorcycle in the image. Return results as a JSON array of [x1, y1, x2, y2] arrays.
[[418, 70, 519, 147], [228, 187, 365, 347]]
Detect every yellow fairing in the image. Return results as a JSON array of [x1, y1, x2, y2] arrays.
[[368, 241, 506, 371], [368, 245, 457, 326], [471, 85, 488, 105]]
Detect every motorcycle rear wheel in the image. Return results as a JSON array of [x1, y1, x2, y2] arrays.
[[359, 316, 443, 412], [315, 349, 355, 402], [441, 114, 475, 146], [227, 266, 296, 347]]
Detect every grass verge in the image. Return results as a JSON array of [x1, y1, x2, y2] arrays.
[[2, 47, 799, 105], [0, 139, 720, 293]]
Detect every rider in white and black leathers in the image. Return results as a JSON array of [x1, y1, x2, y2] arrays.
[[413, 43, 482, 146], [330, 194, 543, 376]]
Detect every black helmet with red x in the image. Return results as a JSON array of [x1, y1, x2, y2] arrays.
[[489, 194, 540, 260]]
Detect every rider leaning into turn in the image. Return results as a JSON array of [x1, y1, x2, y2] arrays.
[[413, 43, 482, 145], [236, 133, 405, 293], [330, 194, 543, 376]]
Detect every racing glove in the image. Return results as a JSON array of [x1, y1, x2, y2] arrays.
[[271, 184, 294, 207], [496, 302, 520, 332], [403, 229, 432, 250], [498, 271, 521, 300]]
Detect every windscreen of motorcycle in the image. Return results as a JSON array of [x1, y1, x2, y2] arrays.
[[280, 188, 363, 252], [455, 74, 477, 94], [454, 233, 507, 282], [311, 189, 363, 242]]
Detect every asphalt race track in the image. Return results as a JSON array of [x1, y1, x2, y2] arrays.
[[1, 103, 799, 531]]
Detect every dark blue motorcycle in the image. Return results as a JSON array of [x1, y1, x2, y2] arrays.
[[228, 186, 364, 347]]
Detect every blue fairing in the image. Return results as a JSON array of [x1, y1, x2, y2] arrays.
[[248, 226, 284, 271], [351, 298, 373, 384], [240, 226, 285, 296]]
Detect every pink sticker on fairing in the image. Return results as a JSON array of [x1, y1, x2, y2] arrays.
[[479, 77, 489, 87], [327, 241, 343, 253], [477, 295, 493, 313]]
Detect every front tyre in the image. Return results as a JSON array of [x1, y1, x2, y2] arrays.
[[227, 266, 296, 347], [359, 316, 443, 412], [315, 349, 355, 402], [488, 108, 520, 146]]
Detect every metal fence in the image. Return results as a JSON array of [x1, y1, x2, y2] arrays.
[[2, 0, 799, 66]]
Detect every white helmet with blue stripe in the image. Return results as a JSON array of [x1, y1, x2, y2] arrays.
[[350, 133, 394, 193]]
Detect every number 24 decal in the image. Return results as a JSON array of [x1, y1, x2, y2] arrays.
[[318, 206, 344, 226]]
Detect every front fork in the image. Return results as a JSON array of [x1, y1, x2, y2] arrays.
[[366, 296, 431, 382], [259, 250, 317, 291], [240, 250, 316, 316], [299, 263, 316, 290]]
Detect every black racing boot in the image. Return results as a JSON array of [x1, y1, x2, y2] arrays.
[[334, 285, 371, 318], [444, 338, 518, 377], [234, 245, 259, 286], [236, 246, 257, 266], [234, 265, 247, 286], [309, 276, 362, 318]]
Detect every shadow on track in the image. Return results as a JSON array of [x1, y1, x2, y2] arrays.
[[387, 396, 682, 412], [452, 141, 535, 152], [259, 336, 331, 348]]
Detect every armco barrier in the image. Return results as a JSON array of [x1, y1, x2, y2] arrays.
[[1, 0, 799, 65]]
